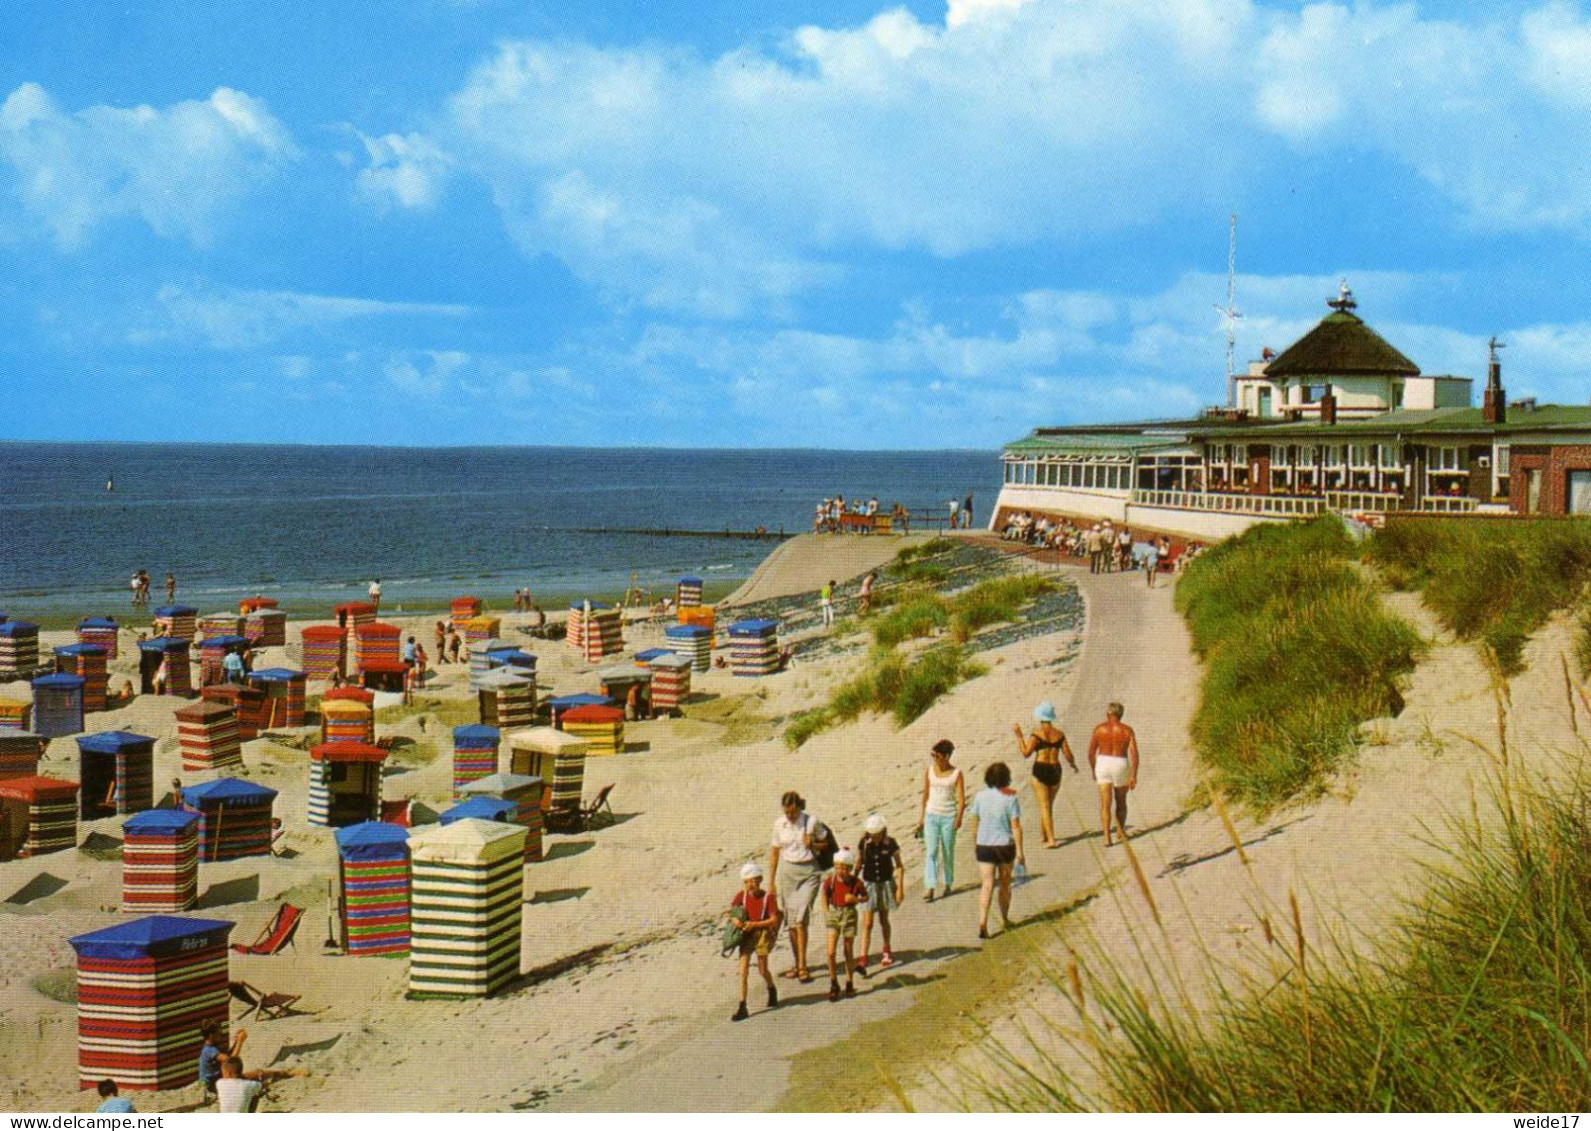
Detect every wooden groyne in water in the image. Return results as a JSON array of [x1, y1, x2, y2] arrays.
[[566, 526, 792, 541]]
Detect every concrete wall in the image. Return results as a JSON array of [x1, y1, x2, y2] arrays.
[[993, 486, 1290, 541], [995, 485, 1128, 525]]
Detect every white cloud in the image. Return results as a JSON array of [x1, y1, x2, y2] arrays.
[[139, 284, 470, 349], [0, 83, 295, 247], [383, 349, 470, 397], [354, 131, 452, 211]]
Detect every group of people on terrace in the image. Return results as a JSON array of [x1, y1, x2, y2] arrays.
[[813, 495, 911, 534], [998, 512, 1203, 582]]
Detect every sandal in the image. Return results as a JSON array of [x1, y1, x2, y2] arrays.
[[855, 960, 868, 978], [880, 950, 894, 968], [798, 968, 813, 984], [778, 968, 801, 980], [827, 981, 840, 1002]]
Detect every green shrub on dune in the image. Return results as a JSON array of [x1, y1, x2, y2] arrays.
[[1176, 517, 1421, 808]]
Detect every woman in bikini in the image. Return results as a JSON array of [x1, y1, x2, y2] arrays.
[[1012, 700, 1076, 848]]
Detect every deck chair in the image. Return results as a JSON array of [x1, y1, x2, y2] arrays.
[[231, 903, 303, 955], [229, 980, 302, 1020], [580, 784, 616, 831]]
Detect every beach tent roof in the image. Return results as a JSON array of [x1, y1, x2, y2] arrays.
[[679, 576, 703, 585], [634, 648, 671, 663], [664, 625, 711, 639], [320, 699, 372, 716], [0, 775, 79, 801], [78, 617, 119, 629], [459, 772, 541, 796], [124, 808, 200, 834], [0, 621, 39, 637], [154, 605, 198, 617], [335, 602, 377, 615], [728, 619, 779, 635], [202, 635, 250, 648], [175, 701, 234, 722], [249, 668, 305, 682], [77, 731, 155, 755], [184, 778, 278, 805], [648, 653, 693, 670], [335, 820, 410, 860], [477, 668, 534, 689], [407, 817, 526, 863], [323, 686, 376, 705], [70, 915, 233, 960], [597, 665, 650, 683], [138, 638, 188, 654], [507, 726, 589, 754], [453, 724, 501, 742], [310, 742, 388, 764], [562, 705, 624, 723], [33, 673, 85, 690], [301, 624, 344, 639], [441, 796, 517, 824], [53, 643, 107, 657], [548, 693, 614, 710]]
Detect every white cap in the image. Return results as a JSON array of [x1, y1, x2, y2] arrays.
[[740, 861, 763, 880], [834, 848, 856, 867], [865, 814, 886, 834]]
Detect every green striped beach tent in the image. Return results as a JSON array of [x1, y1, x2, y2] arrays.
[[405, 817, 526, 999]]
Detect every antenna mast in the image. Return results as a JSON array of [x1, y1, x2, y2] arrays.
[[1214, 213, 1242, 407]]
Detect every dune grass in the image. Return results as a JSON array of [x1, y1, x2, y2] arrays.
[[1367, 517, 1591, 675], [1175, 517, 1422, 809], [785, 643, 988, 748]]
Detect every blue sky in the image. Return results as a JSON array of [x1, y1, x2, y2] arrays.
[[5, 0, 1591, 448]]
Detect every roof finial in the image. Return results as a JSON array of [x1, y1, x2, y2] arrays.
[[1327, 279, 1356, 313], [1488, 335, 1506, 366]]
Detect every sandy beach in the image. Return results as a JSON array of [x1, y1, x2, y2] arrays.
[[1, 530, 1577, 1112]]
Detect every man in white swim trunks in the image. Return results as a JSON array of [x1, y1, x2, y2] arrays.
[[1087, 701, 1139, 847]]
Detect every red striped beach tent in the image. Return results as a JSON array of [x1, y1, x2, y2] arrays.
[[175, 701, 243, 773], [335, 602, 378, 646], [0, 620, 42, 677], [243, 608, 286, 648], [597, 664, 651, 716], [54, 643, 109, 713], [506, 727, 587, 831], [308, 742, 388, 827], [450, 596, 481, 627], [0, 731, 45, 779], [137, 638, 193, 697], [77, 731, 156, 819], [452, 724, 500, 797], [200, 683, 265, 741], [352, 622, 402, 677], [182, 778, 277, 862], [239, 596, 278, 615], [76, 617, 120, 659], [458, 772, 544, 861], [648, 652, 693, 715], [0, 774, 78, 859], [323, 685, 376, 709], [197, 634, 249, 688], [68, 915, 233, 1092], [0, 696, 31, 732], [33, 672, 86, 738], [320, 698, 375, 745], [545, 692, 616, 730], [335, 821, 410, 957], [247, 668, 306, 728], [121, 808, 200, 913], [406, 818, 526, 999], [560, 704, 624, 756], [198, 611, 244, 640], [299, 624, 346, 682], [152, 605, 198, 642]]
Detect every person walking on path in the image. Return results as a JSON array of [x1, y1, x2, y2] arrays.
[[727, 862, 781, 1021], [1087, 701, 1140, 847], [856, 814, 903, 975], [914, 739, 964, 900], [1013, 701, 1076, 849], [968, 762, 1025, 939], [820, 579, 835, 629], [1143, 540, 1161, 587], [858, 571, 876, 617], [821, 849, 867, 1000], [768, 791, 823, 984]]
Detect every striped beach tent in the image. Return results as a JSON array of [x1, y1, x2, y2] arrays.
[[77, 731, 156, 819], [467, 637, 508, 688], [677, 605, 716, 632], [243, 608, 287, 648], [0, 697, 31, 732], [68, 916, 233, 1091], [728, 618, 781, 677], [450, 596, 481, 627], [320, 698, 375, 745], [248, 668, 306, 728], [198, 611, 244, 640], [0, 775, 78, 858], [33, 673, 85, 738], [476, 669, 536, 732], [0, 731, 45, 779], [597, 664, 651, 716], [545, 692, 615, 730], [664, 623, 712, 673], [183, 778, 276, 861], [76, 617, 120, 660], [406, 818, 526, 999], [335, 821, 410, 957], [506, 727, 587, 832], [677, 576, 703, 608], [175, 701, 243, 773], [299, 624, 345, 682], [353, 622, 402, 676], [121, 809, 200, 913], [458, 772, 543, 861], [200, 682, 266, 741], [648, 652, 692, 715], [560, 705, 624, 756], [308, 742, 387, 827], [137, 638, 192, 697], [152, 605, 198, 641], [0, 620, 41, 677], [54, 643, 109, 713], [197, 634, 249, 688], [460, 616, 501, 651], [452, 725, 500, 797], [239, 596, 278, 615]]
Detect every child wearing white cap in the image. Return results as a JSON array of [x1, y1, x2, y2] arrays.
[[857, 814, 904, 975], [820, 850, 868, 1001], [728, 861, 782, 1022]]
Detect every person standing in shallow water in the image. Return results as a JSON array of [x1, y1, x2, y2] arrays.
[[1088, 701, 1140, 847]]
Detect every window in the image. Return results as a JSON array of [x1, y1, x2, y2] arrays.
[[1430, 446, 1464, 471], [1306, 384, 1330, 403], [1271, 445, 1289, 466], [1350, 444, 1370, 467], [1495, 445, 1510, 476], [1379, 443, 1400, 469]]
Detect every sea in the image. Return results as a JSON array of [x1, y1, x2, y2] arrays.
[[0, 443, 999, 625]]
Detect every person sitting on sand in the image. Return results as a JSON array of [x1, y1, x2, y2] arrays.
[[821, 849, 867, 1000], [1013, 701, 1076, 849], [216, 1041, 309, 1113], [96, 1079, 133, 1113], [856, 814, 903, 975], [1087, 702, 1140, 847], [197, 1021, 242, 1102], [727, 861, 781, 1021]]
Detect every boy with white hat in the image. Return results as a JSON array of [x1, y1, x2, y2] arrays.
[[820, 849, 869, 1001], [857, 814, 904, 976], [728, 862, 782, 1021]]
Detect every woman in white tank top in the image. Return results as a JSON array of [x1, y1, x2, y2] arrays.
[[914, 739, 965, 900]]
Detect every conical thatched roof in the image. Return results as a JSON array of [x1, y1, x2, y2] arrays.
[[1265, 308, 1419, 379]]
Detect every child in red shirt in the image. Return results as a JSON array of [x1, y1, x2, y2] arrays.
[[728, 862, 781, 1021], [821, 849, 869, 1000]]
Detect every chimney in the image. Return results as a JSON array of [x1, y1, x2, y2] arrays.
[[1483, 336, 1506, 425], [1319, 389, 1338, 426]]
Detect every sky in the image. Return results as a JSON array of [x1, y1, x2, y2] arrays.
[[5, 0, 1591, 449]]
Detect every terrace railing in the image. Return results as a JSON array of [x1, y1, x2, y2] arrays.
[[1325, 490, 1403, 513], [1131, 489, 1325, 518]]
